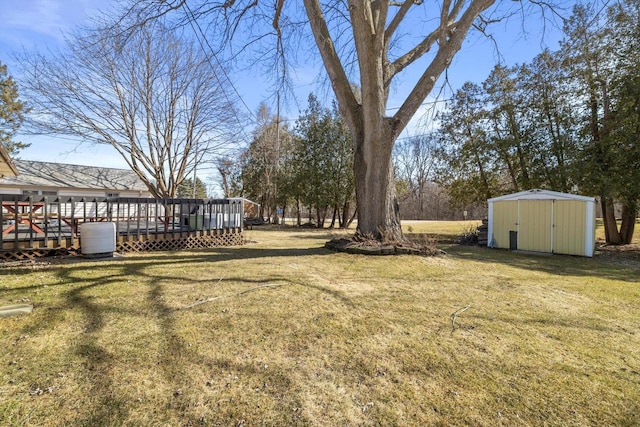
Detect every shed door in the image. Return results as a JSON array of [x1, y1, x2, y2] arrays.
[[553, 200, 586, 256], [518, 200, 552, 253], [492, 201, 518, 249]]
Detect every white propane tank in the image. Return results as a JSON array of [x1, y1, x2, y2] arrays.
[[80, 222, 116, 258]]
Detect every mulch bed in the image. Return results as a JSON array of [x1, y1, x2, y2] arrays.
[[324, 237, 445, 256]]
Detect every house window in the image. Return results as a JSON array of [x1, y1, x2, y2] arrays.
[[106, 193, 120, 198], [22, 190, 39, 196], [42, 191, 58, 196]]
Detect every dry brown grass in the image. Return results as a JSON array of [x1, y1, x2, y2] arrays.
[[1, 225, 639, 426]]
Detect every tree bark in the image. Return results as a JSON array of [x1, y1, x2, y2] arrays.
[[347, 2, 401, 241], [329, 205, 337, 228], [619, 203, 636, 245], [341, 200, 351, 229], [353, 123, 402, 240], [347, 207, 358, 228], [601, 196, 621, 244]]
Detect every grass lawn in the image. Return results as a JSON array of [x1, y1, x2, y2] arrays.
[[1, 224, 639, 426], [402, 220, 483, 243]]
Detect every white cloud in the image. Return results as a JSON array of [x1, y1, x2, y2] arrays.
[[3, 0, 66, 41], [0, 0, 110, 47]]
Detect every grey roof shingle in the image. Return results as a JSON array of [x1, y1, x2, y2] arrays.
[[0, 160, 149, 192]]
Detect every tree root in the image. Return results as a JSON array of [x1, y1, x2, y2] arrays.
[[324, 237, 445, 256]]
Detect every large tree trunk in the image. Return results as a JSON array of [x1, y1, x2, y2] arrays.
[[354, 125, 402, 240]]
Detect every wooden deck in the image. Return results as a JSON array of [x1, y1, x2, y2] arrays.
[[1, 195, 244, 261]]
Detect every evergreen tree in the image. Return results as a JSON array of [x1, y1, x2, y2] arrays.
[[177, 177, 208, 199], [0, 61, 29, 155], [436, 82, 498, 207], [292, 94, 354, 228]]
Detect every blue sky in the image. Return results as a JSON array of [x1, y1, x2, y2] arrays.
[[0, 0, 583, 186]]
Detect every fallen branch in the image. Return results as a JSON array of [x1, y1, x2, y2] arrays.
[[178, 283, 286, 310], [450, 304, 471, 331]]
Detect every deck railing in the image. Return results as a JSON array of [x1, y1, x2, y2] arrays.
[[1, 194, 243, 252]]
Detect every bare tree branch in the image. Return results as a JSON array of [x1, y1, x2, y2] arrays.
[[304, 0, 361, 134], [393, 0, 496, 139], [384, 1, 414, 44]]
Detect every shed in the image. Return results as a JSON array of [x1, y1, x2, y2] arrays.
[[487, 189, 596, 257]]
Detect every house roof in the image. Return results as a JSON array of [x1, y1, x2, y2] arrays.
[[0, 145, 18, 177], [0, 160, 149, 192], [488, 189, 596, 203]]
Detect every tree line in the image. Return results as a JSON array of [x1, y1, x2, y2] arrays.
[[109, 0, 533, 243], [237, 94, 355, 228], [433, 1, 639, 244]]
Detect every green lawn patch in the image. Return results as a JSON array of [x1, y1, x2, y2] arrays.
[[1, 227, 638, 426]]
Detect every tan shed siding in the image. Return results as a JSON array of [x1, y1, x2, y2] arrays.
[[518, 200, 552, 252], [492, 201, 518, 249], [553, 200, 587, 256]]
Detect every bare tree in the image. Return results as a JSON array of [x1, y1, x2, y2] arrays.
[[17, 22, 239, 198], [240, 102, 294, 222], [215, 156, 238, 198], [118, 0, 555, 240], [394, 134, 438, 219], [307, 0, 503, 241]]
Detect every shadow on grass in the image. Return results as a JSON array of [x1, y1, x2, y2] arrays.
[[471, 312, 626, 335], [190, 245, 332, 260], [0, 246, 331, 291], [444, 244, 640, 283], [57, 276, 134, 425], [1, 242, 350, 425], [2, 229, 639, 424]]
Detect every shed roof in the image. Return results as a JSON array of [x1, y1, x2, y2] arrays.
[[488, 189, 595, 203], [0, 160, 148, 192], [0, 145, 18, 177]]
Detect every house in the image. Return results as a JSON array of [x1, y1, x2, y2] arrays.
[[0, 159, 245, 260], [487, 189, 596, 257], [0, 145, 18, 178], [0, 160, 151, 198]]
